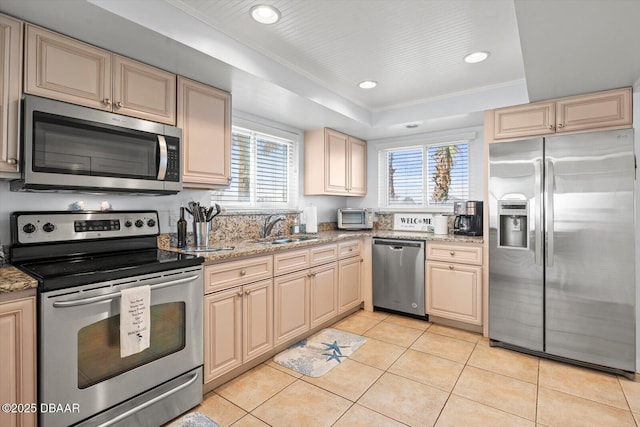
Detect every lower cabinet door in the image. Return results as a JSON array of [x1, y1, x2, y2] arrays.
[[204, 288, 242, 382], [426, 261, 482, 325], [310, 263, 338, 328], [274, 270, 310, 346], [243, 279, 274, 362], [338, 257, 362, 313], [0, 296, 36, 427]]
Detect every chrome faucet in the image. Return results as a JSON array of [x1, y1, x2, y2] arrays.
[[260, 214, 285, 238]]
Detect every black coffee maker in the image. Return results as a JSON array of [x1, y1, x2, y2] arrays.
[[453, 201, 483, 236]]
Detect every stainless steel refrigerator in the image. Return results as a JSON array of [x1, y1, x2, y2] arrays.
[[489, 128, 636, 375]]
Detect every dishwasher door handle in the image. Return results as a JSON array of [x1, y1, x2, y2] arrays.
[[389, 246, 404, 251]]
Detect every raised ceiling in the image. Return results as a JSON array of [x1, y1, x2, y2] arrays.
[[1, 0, 639, 140]]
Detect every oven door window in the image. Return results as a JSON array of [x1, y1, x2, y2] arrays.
[[341, 212, 364, 225], [77, 302, 185, 389], [33, 112, 158, 180]]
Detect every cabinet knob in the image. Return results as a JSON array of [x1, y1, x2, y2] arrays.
[[6, 158, 17, 165], [360, 258, 363, 263], [450, 251, 455, 256], [237, 291, 243, 297], [449, 265, 454, 270], [557, 123, 564, 129], [115, 101, 124, 108], [103, 98, 112, 106], [245, 290, 251, 295], [240, 270, 247, 276]]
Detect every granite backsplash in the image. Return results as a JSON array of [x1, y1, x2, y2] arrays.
[[162, 212, 337, 248], [160, 212, 455, 248]]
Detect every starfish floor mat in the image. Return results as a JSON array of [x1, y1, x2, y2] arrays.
[[273, 328, 366, 377]]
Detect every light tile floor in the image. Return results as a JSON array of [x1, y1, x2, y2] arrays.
[[188, 310, 640, 426]]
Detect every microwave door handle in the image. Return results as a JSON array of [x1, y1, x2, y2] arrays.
[[157, 135, 168, 180]]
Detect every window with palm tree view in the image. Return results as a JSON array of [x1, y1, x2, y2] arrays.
[[214, 127, 297, 208], [381, 142, 469, 208]]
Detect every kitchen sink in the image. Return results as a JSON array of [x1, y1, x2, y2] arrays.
[[248, 235, 318, 244]]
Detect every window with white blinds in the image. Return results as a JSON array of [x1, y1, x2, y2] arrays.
[[214, 127, 297, 208], [380, 141, 469, 208]]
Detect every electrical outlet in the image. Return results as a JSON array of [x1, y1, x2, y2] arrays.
[[168, 213, 179, 228]]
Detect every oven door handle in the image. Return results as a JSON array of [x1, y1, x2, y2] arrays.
[[96, 370, 200, 427], [52, 274, 200, 308]]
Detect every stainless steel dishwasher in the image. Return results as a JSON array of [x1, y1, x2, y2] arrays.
[[372, 238, 426, 317]]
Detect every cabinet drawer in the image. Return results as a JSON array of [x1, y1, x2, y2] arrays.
[[274, 248, 311, 276], [310, 243, 338, 266], [205, 255, 273, 294], [338, 239, 361, 258], [426, 243, 482, 265]]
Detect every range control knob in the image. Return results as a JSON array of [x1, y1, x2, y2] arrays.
[[23, 223, 36, 234], [42, 223, 55, 233], [135, 219, 144, 228], [147, 218, 156, 228], [124, 220, 133, 228]]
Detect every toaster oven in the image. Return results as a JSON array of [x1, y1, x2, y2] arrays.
[[337, 208, 373, 230]]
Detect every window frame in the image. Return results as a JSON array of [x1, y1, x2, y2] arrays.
[[378, 137, 472, 212], [212, 121, 299, 210]]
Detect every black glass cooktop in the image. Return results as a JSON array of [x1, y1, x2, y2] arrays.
[[17, 249, 203, 292]]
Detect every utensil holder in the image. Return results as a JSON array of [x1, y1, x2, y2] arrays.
[[193, 222, 210, 247]]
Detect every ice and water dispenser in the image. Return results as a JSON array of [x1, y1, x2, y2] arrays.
[[498, 200, 528, 249]]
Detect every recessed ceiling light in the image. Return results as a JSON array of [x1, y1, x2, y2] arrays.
[[464, 51, 490, 64], [358, 80, 377, 89], [250, 5, 281, 24]]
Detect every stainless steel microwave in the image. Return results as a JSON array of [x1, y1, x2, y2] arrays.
[[11, 95, 182, 194], [337, 208, 373, 230]]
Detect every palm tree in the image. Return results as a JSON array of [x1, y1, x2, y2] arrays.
[[431, 145, 458, 203]]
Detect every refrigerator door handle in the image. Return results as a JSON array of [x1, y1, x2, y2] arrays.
[[545, 159, 555, 267], [535, 159, 543, 266]]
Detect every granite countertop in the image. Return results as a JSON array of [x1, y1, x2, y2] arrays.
[[0, 266, 38, 294], [0, 230, 482, 293], [170, 230, 483, 263]]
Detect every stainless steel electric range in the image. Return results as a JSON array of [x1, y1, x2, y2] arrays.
[[10, 211, 204, 427]]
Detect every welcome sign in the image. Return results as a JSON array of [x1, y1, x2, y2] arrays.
[[393, 213, 433, 232]]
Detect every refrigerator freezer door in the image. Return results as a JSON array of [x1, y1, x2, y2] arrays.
[[489, 138, 544, 351], [544, 129, 636, 371]]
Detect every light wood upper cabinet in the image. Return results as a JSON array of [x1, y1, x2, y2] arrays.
[[487, 87, 632, 142], [556, 88, 632, 133], [493, 101, 556, 140], [304, 128, 367, 196], [426, 243, 482, 325], [25, 24, 176, 125], [178, 76, 232, 188], [0, 296, 36, 427], [0, 14, 22, 176], [348, 136, 367, 195], [112, 55, 176, 124]]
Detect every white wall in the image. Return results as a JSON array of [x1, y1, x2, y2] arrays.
[[347, 125, 485, 212]]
